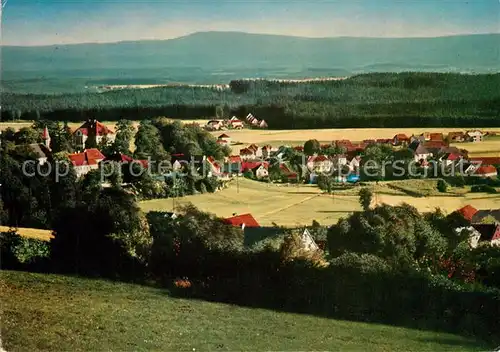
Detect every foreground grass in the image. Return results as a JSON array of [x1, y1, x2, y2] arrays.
[[0, 270, 492, 351]]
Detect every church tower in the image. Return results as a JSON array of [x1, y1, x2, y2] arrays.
[[42, 126, 51, 149]]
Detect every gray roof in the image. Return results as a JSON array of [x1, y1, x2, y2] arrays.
[[16, 144, 51, 160], [472, 210, 500, 224]]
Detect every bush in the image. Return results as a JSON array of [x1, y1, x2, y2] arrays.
[[471, 185, 497, 194], [0, 231, 50, 269], [437, 179, 448, 193]]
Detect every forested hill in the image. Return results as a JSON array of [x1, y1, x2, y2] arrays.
[[2, 72, 500, 129], [2, 32, 499, 94]]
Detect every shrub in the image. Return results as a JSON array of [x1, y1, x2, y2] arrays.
[[0, 231, 50, 269], [437, 179, 448, 193], [471, 185, 497, 193]]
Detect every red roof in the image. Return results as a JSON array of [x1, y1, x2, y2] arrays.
[[218, 133, 230, 138], [475, 165, 498, 175], [447, 153, 462, 161], [240, 148, 254, 155], [293, 146, 304, 151], [75, 120, 114, 136], [457, 205, 478, 221], [42, 126, 50, 140], [429, 133, 444, 141], [68, 148, 105, 167], [424, 141, 447, 149], [223, 213, 260, 228], [470, 157, 500, 166], [308, 155, 329, 163], [241, 161, 269, 171], [394, 134, 410, 140], [229, 155, 242, 163]]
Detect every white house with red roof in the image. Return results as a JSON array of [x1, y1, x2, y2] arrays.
[[239, 147, 255, 160], [218, 133, 231, 144], [73, 119, 115, 149], [306, 155, 333, 173], [68, 148, 105, 178], [229, 117, 244, 129]]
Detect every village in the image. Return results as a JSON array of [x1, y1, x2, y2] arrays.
[[5, 113, 499, 253]]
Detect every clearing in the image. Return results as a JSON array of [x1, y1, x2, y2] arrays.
[[0, 270, 489, 351], [140, 178, 500, 227]]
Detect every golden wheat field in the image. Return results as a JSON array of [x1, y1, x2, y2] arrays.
[[140, 178, 500, 227], [0, 226, 54, 241], [210, 127, 500, 156]]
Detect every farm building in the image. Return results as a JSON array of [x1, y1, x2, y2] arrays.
[[466, 130, 484, 143]]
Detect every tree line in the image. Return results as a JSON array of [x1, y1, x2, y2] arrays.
[[2, 72, 499, 128]]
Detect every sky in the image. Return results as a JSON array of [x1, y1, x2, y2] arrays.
[[1, 0, 499, 46]]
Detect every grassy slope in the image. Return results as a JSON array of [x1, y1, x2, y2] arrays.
[[0, 270, 491, 351]]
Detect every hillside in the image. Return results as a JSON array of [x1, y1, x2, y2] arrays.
[[0, 270, 491, 351], [2, 32, 499, 93]]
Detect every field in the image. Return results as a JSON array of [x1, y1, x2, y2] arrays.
[[211, 128, 500, 156], [0, 270, 490, 351], [140, 178, 500, 227], [0, 226, 53, 241]]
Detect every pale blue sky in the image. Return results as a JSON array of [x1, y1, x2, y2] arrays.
[[1, 0, 499, 46]]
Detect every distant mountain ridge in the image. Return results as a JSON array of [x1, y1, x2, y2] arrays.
[[1, 31, 499, 93]]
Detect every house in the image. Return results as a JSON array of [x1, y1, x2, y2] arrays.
[[280, 163, 299, 181], [259, 120, 268, 128], [241, 226, 319, 252], [455, 224, 500, 248], [430, 133, 444, 142], [439, 153, 462, 167], [348, 155, 361, 172], [410, 135, 426, 144], [246, 113, 256, 122], [247, 144, 263, 158], [393, 134, 410, 146], [466, 130, 484, 143], [224, 155, 243, 175], [229, 119, 244, 129], [376, 139, 392, 144], [252, 164, 269, 179], [205, 156, 222, 176], [218, 133, 231, 144], [73, 119, 115, 149], [456, 205, 479, 222], [68, 148, 105, 178], [16, 143, 52, 165], [409, 141, 432, 162], [261, 145, 273, 159], [300, 228, 320, 252], [206, 120, 223, 131], [223, 213, 260, 230], [472, 165, 498, 178], [331, 154, 348, 167], [239, 147, 255, 160], [472, 209, 500, 224], [447, 132, 466, 143], [216, 139, 228, 146], [306, 155, 333, 173], [420, 132, 431, 141]]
